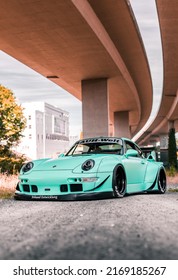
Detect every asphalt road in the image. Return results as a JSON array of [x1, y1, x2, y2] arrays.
[[0, 192, 178, 260]]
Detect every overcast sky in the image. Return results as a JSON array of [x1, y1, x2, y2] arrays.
[[0, 51, 82, 136], [0, 0, 162, 138]]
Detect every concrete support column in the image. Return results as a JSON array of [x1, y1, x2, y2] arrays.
[[114, 111, 131, 138], [175, 119, 178, 132], [160, 134, 168, 149], [149, 140, 157, 147], [82, 78, 109, 138], [159, 134, 168, 164], [168, 120, 174, 130]]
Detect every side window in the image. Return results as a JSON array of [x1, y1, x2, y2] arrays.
[[126, 142, 134, 151], [134, 145, 144, 158], [125, 141, 144, 158]]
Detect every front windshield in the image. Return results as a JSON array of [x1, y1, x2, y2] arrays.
[[66, 138, 123, 156]]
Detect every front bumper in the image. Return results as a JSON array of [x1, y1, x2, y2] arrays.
[[15, 170, 112, 200]]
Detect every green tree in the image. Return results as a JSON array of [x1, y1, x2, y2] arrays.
[[0, 85, 26, 151], [168, 127, 177, 169]]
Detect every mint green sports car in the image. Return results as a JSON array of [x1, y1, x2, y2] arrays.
[[14, 137, 166, 200]]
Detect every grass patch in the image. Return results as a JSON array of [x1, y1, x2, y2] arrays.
[[0, 173, 18, 199], [166, 170, 178, 186], [168, 188, 178, 192], [0, 188, 15, 198]]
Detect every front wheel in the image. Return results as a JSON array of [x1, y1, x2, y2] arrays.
[[157, 168, 167, 194], [112, 165, 126, 198]]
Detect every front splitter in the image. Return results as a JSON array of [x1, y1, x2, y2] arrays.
[[14, 191, 114, 201]]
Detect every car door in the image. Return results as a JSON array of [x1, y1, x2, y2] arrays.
[[122, 140, 147, 193]]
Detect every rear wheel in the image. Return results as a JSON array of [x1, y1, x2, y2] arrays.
[[157, 168, 167, 194], [112, 165, 126, 198]]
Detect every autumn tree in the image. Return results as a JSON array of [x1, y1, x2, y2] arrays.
[[0, 85, 26, 152]]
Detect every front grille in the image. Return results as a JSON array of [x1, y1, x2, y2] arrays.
[[70, 184, 83, 192], [22, 184, 30, 192], [31, 185, 38, 192], [60, 184, 68, 192]]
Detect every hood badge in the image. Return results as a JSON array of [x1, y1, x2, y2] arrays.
[[52, 165, 57, 168]]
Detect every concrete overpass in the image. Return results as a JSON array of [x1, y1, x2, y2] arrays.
[[137, 0, 178, 147], [0, 0, 152, 138]]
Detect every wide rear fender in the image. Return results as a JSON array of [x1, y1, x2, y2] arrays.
[[144, 161, 162, 183]]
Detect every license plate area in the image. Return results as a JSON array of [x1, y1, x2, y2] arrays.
[[32, 195, 58, 200]]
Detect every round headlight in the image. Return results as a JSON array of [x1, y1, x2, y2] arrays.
[[22, 162, 34, 173], [82, 159, 95, 171]]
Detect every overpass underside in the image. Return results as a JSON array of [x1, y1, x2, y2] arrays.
[[0, 0, 153, 138], [136, 0, 178, 148]]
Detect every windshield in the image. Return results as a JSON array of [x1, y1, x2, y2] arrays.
[[66, 138, 123, 156]]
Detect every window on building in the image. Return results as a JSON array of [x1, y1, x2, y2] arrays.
[[29, 134, 32, 139], [28, 115, 31, 120], [53, 116, 65, 135]]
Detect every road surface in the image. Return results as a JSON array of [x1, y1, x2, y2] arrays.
[[0, 192, 178, 259]]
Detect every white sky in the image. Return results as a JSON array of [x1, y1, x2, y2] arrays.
[[0, 0, 162, 139], [0, 52, 82, 136]]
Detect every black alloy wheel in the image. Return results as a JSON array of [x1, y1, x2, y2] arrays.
[[112, 165, 126, 198], [157, 168, 167, 194]]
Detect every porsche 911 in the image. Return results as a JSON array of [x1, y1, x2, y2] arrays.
[[14, 137, 166, 200]]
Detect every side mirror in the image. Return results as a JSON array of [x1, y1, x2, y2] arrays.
[[58, 153, 65, 158], [125, 149, 138, 158]]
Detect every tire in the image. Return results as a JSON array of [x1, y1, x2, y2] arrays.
[[112, 165, 126, 198], [157, 168, 167, 194]]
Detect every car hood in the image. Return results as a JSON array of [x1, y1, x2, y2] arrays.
[[32, 154, 110, 171]]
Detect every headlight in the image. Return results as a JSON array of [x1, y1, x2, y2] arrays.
[[22, 162, 34, 173], [82, 159, 95, 171]]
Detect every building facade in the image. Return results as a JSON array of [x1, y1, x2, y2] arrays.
[[16, 102, 69, 159]]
